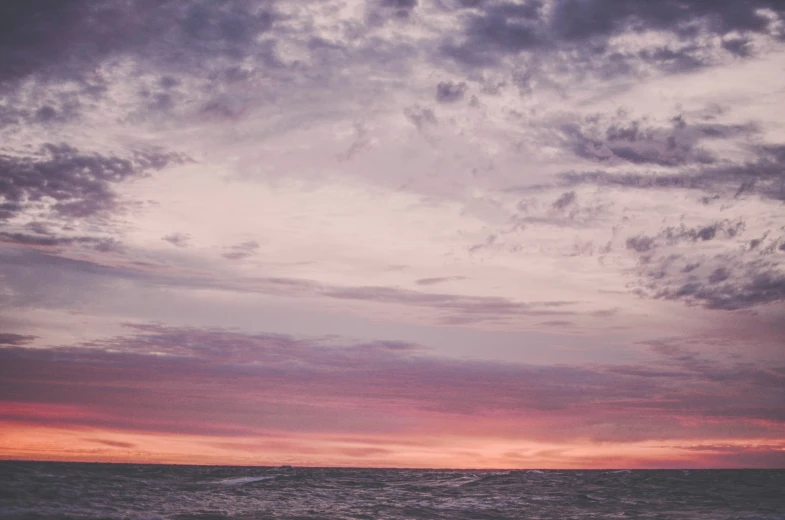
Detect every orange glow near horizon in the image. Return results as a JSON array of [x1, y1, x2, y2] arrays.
[[3, 422, 784, 469], [3, 325, 784, 469]]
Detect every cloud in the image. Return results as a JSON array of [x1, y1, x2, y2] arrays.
[[0, 0, 276, 85], [415, 276, 466, 286], [0, 0, 286, 149], [84, 438, 136, 449], [625, 220, 746, 251], [721, 36, 754, 57], [440, 0, 784, 74], [559, 112, 755, 167], [492, 106, 783, 314], [0, 2, 783, 470], [616, 212, 785, 311], [321, 285, 577, 325], [1, 325, 783, 443], [537, 320, 575, 328], [558, 141, 785, 202], [0, 144, 180, 222], [552, 191, 576, 210], [0, 249, 148, 308], [549, 0, 777, 41], [665, 443, 785, 468], [0, 333, 37, 346], [440, 1, 544, 66], [378, 0, 419, 18], [657, 269, 785, 311], [222, 241, 260, 260], [162, 233, 191, 248], [0, 232, 122, 253], [0, 247, 586, 327], [435, 81, 468, 103], [404, 105, 439, 131], [626, 236, 655, 254]]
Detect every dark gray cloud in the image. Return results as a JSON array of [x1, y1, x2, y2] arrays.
[[557, 142, 785, 202], [560, 113, 754, 167], [552, 191, 576, 210], [657, 268, 785, 311], [0, 0, 276, 85], [2, 0, 781, 127], [626, 235, 655, 254], [0, 0, 88, 82], [636, 44, 706, 73], [530, 116, 785, 313], [721, 36, 754, 57], [622, 218, 785, 311], [1, 0, 781, 321], [624, 220, 746, 252], [440, 1, 545, 66], [223, 241, 260, 260], [435, 81, 468, 103], [382, 0, 418, 7], [404, 105, 439, 130], [645, 339, 785, 390], [441, 0, 783, 74], [554, 0, 779, 40], [0, 0, 281, 134], [537, 320, 576, 328], [1, 324, 783, 440], [0, 231, 123, 253], [368, 0, 420, 23], [162, 233, 191, 248], [353, 339, 424, 351], [0, 143, 181, 222], [381, 0, 419, 11], [0, 90, 86, 129], [84, 438, 136, 449], [0, 333, 37, 346], [415, 276, 466, 286]]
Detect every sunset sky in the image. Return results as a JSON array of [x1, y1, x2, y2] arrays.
[[1, 0, 785, 469]]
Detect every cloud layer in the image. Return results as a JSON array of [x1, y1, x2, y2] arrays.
[[1, 0, 784, 467], [2, 325, 784, 467]]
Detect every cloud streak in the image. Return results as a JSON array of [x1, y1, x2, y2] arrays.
[[1, 325, 783, 445]]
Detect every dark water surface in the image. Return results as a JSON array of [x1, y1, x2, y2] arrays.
[[1, 461, 783, 519]]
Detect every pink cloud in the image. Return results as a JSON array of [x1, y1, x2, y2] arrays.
[[1, 325, 784, 467]]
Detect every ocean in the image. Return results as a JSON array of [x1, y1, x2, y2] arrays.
[[1, 461, 783, 519]]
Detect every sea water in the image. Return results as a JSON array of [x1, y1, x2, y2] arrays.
[[1, 461, 783, 519]]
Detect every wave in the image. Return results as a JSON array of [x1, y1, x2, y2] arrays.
[[459, 471, 515, 487], [216, 475, 276, 486]]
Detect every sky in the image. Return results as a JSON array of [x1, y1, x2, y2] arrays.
[[1, 0, 785, 469]]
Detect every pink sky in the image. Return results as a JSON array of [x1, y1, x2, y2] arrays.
[[1, 0, 784, 467]]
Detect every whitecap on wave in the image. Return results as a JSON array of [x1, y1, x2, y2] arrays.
[[216, 475, 276, 486]]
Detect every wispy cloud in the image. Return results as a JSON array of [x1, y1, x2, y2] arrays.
[[2, 325, 783, 444], [0, 333, 37, 346]]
